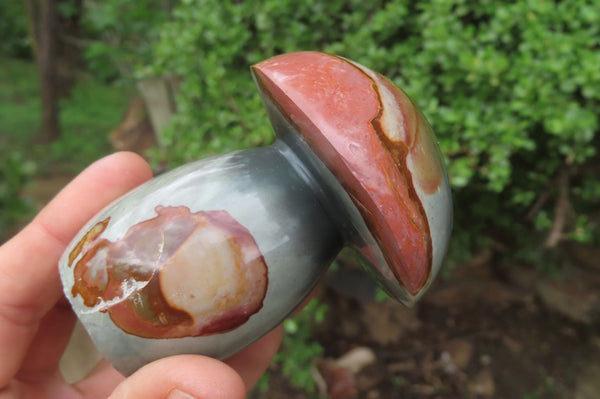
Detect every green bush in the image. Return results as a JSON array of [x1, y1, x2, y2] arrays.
[[147, 0, 599, 266], [82, 0, 176, 81], [0, 2, 31, 58], [0, 154, 35, 241], [273, 298, 328, 393], [0, 57, 132, 176]]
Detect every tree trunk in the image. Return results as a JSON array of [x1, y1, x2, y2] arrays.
[[56, 0, 83, 97], [39, 0, 60, 142], [136, 77, 179, 143], [25, 0, 40, 65]]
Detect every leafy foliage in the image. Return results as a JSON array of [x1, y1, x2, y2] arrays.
[[0, 57, 131, 175], [0, 2, 30, 58], [252, 299, 328, 395], [0, 154, 35, 241], [148, 0, 599, 264], [273, 298, 328, 393], [82, 0, 176, 81], [144, 0, 373, 164]]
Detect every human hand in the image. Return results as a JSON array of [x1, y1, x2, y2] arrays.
[[0, 152, 282, 399]]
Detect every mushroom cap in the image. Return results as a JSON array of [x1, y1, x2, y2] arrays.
[[252, 51, 452, 304]]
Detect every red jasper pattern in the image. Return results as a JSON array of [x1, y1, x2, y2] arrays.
[[69, 206, 268, 338], [253, 52, 444, 295]]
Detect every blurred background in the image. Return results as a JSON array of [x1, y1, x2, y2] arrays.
[[1, 1, 599, 398]]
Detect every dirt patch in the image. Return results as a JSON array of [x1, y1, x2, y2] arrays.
[[259, 259, 600, 398]]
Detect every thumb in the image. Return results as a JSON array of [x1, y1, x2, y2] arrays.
[[107, 355, 246, 399]]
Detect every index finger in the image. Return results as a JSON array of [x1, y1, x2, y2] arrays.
[[0, 152, 152, 387]]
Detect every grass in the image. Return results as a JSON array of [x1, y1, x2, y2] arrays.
[[0, 58, 41, 140], [0, 56, 133, 175]]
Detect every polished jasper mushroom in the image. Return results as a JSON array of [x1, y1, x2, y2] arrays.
[[59, 51, 452, 375]]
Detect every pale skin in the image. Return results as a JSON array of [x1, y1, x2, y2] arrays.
[[0, 152, 283, 399]]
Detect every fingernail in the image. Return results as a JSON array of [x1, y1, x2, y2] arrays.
[[167, 388, 198, 399]]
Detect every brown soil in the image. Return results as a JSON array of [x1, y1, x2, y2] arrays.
[[256, 256, 600, 399]]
